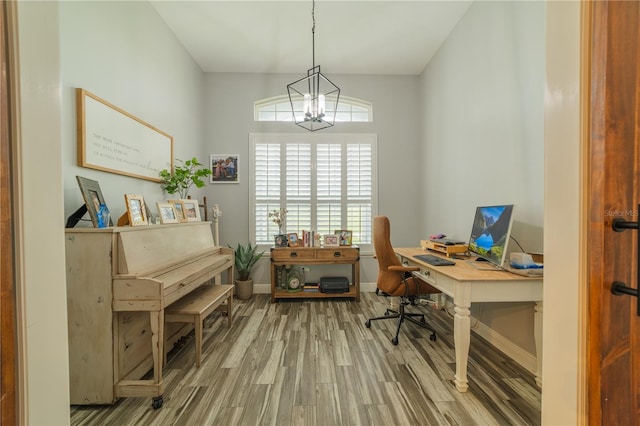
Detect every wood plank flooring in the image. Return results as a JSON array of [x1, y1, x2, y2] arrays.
[[70, 293, 541, 425]]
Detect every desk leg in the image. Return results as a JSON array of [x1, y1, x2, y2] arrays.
[[453, 301, 471, 392], [534, 301, 543, 388]]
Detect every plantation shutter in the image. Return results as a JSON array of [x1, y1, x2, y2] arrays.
[[250, 133, 377, 248]]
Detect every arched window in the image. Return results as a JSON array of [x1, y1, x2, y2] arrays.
[[254, 95, 373, 123]]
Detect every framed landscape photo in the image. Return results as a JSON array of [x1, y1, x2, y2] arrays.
[[210, 154, 239, 183], [181, 199, 201, 221], [324, 234, 339, 247], [168, 199, 188, 222], [156, 202, 179, 224], [335, 230, 353, 246], [124, 194, 148, 226]]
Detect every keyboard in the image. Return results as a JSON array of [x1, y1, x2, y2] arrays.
[[413, 254, 456, 266]]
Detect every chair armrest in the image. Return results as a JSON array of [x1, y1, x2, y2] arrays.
[[388, 265, 419, 273]]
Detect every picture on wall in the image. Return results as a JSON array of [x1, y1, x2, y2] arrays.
[[210, 154, 239, 183]]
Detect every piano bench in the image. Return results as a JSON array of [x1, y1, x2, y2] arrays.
[[165, 284, 234, 368]]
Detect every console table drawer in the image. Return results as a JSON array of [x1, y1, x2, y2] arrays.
[[316, 248, 359, 261], [271, 249, 316, 261]]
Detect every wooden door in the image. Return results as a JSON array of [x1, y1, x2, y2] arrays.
[[0, 1, 17, 424], [588, 1, 640, 424]]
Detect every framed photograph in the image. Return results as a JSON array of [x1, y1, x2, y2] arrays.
[[181, 198, 201, 221], [168, 199, 188, 222], [287, 233, 299, 247], [274, 234, 288, 247], [335, 230, 353, 246], [124, 194, 148, 226], [75, 175, 112, 228], [210, 154, 239, 183], [156, 202, 179, 224], [324, 235, 339, 247]]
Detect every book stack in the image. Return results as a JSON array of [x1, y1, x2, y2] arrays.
[[303, 282, 319, 292], [299, 230, 317, 247]]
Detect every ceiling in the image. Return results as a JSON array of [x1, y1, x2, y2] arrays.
[[150, 1, 473, 75]]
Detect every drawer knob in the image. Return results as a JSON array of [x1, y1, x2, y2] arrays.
[[290, 252, 298, 258], [334, 251, 341, 257]]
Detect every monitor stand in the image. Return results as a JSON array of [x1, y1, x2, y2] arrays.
[[467, 256, 502, 271]]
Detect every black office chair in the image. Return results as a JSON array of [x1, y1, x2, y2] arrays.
[[365, 216, 438, 345]]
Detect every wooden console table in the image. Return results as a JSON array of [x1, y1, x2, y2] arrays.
[[270, 246, 360, 302]]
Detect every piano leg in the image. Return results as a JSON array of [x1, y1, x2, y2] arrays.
[[150, 310, 164, 408]]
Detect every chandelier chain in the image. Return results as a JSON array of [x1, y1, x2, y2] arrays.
[[311, 0, 316, 68]]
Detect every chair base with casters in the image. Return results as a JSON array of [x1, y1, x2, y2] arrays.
[[365, 295, 437, 345]]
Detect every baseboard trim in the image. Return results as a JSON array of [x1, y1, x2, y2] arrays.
[[472, 318, 537, 374]]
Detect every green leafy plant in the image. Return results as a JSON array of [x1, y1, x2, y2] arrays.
[[159, 157, 211, 198], [229, 242, 265, 281]]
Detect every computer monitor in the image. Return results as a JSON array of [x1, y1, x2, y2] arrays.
[[467, 204, 515, 267]]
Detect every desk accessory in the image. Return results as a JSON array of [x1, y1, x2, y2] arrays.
[[421, 239, 468, 257]]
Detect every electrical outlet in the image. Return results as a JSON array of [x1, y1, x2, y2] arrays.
[[301, 266, 310, 272]]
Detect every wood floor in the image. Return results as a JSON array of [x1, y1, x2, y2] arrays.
[[70, 293, 541, 425]]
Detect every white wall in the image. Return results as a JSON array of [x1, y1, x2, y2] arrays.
[[59, 0, 205, 223], [418, 1, 545, 357]]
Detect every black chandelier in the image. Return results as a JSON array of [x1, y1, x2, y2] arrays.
[[287, 0, 340, 131]]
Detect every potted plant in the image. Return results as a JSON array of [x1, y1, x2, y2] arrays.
[[230, 242, 265, 299], [159, 157, 211, 199]]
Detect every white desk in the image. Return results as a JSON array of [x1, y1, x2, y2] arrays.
[[395, 247, 543, 392]]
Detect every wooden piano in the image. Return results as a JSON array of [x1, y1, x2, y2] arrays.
[[65, 222, 234, 408]]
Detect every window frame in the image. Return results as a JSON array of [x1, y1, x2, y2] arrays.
[[254, 95, 373, 123], [249, 133, 378, 252]]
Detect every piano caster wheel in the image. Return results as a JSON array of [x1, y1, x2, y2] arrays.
[[391, 336, 399, 345], [430, 333, 437, 342], [152, 396, 163, 409], [375, 288, 380, 295], [364, 320, 371, 328]]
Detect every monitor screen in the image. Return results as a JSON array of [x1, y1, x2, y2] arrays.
[[467, 204, 515, 267]]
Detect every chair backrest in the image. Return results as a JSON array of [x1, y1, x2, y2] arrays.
[[373, 216, 404, 295]]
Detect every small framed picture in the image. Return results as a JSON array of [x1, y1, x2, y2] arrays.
[[210, 154, 239, 183], [324, 235, 339, 247], [156, 202, 179, 224], [335, 230, 353, 246], [75, 176, 112, 228], [124, 194, 148, 226], [181, 199, 201, 221], [274, 234, 289, 247], [287, 233, 299, 247], [168, 199, 188, 222]]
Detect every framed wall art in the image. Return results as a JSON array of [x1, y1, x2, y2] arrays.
[[210, 154, 239, 183], [76, 88, 173, 182], [156, 202, 179, 224]]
